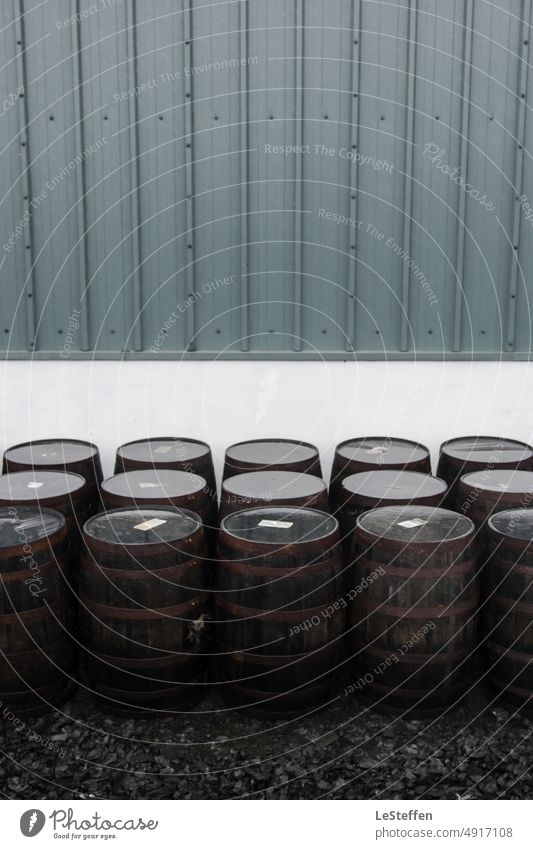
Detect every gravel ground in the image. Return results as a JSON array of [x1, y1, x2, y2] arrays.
[[1, 673, 531, 800]]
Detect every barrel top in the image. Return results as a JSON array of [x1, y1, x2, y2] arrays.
[[0, 471, 87, 501], [440, 436, 533, 463], [117, 437, 210, 463], [101, 469, 206, 498], [5, 439, 99, 465], [461, 468, 533, 494], [223, 470, 326, 500], [342, 470, 446, 500], [0, 506, 65, 547], [489, 508, 533, 540], [225, 439, 318, 465], [221, 506, 337, 545], [84, 507, 201, 545], [357, 505, 474, 543], [336, 437, 429, 464]]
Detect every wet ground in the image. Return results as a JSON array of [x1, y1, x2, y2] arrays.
[[1, 677, 531, 800]]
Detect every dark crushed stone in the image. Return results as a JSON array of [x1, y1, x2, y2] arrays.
[[0, 680, 531, 800]]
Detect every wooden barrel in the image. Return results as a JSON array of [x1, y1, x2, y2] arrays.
[[114, 437, 217, 503], [337, 471, 447, 549], [484, 509, 533, 715], [456, 469, 533, 530], [216, 506, 345, 718], [330, 437, 431, 508], [100, 469, 213, 531], [79, 506, 210, 716], [220, 471, 329, 520], [0, 471, 93, 553], [0, 506, 76, 716], [437, 436, 533, 508], [349, 505, 479, 719], [223, 439, 322, 480], [3, 438, 103, 514]]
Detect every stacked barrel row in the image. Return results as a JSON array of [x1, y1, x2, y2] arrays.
[[1, 434, 533, 720]]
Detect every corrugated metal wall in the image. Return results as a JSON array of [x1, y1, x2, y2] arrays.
[[0, 0, 532, 359]]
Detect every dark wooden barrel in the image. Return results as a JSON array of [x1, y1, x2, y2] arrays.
[[337, 470, 447, 549], [216, 506, 345, 718], [349, 505, 479, 719], [0, 506, 76, 716], [437, 436, 533, 508], [79, 506, 210, 716], [330, 437, 431, 508], [484, 509, 533, 715], [456, 469, 533, 530], [223, 439, 322, 480], [114, 437, 217, 503], [220, 471, 329, 520], [3, 439, 103, 514], [100, 469, 213, 532], [0, 471, 93, 553]]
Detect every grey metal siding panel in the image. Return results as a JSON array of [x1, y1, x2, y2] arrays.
[[0, 0, 531, 359]]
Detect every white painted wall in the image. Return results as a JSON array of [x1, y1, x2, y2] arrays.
[[1, 361, 533, 485]]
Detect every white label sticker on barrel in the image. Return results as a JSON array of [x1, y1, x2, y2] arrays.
[[258, 519, 294, 529], [138, 482, 160, 488], [154, 446, 172, 454], [26, 481, 44, 489], [134, 518, 167, 531], [397, 518, 427, 529], [367, 446, 388, 455]]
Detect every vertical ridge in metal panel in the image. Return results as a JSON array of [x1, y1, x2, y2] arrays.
[[13, 0, 35, 353], [400, 0, 418, 353], [452, 0, 474, 353], [71, 1, 90, 351], [346, 0, 362, 353], [125, 1, 143, 352], [183, 2, 196, 352], [293, 0, 304, 352], [239, 0, 249, 352], [507, 0, 531, 352]]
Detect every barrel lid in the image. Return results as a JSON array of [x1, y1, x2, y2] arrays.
[[223, 470, 325, 501], [101, 469, 205, 499], [4, 439, 98, 465], [117, 437, 210, 463], [336, 437, 429, 464], [489, 509, 533, 540], [0, 506, 65, 547], [84, 507, 201, 545], [225, 439, 318, 466], [357, 505, 474, 543], [342, 470, 446, 500], [221, 506, 337, 544], [440, 436, 533, 463], [461, 469, 533, 494], [0, 471, 87, 501]]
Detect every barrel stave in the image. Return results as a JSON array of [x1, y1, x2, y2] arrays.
[[216, 507, 345, 716], [348, 505, 479, 718], [80, 507, 211, 713]]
